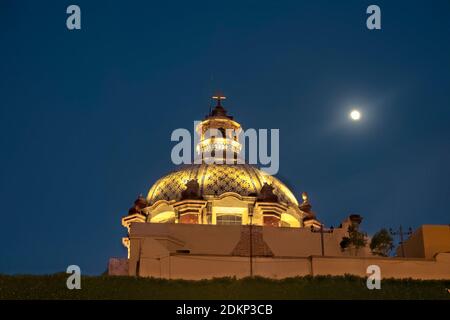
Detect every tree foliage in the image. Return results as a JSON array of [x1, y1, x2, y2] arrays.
[[370, 228, 394, 257], [340, 224, 367, 255]]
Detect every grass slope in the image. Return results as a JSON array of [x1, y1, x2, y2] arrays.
[[0, 274, 449, 300]]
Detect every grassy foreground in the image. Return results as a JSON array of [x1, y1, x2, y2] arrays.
[[0, 274, 449, 300]]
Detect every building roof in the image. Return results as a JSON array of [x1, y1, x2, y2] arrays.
[[146, 164, 299, 206]]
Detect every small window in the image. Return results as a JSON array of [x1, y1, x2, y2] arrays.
[[216, 214, 242, 225], [218, 128, 226, 138]]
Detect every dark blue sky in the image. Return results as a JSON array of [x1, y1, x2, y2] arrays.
[[1, 0, 449, 274]]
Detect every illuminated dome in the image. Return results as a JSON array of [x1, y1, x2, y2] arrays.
[[147, 164, 299, 206], [121, 94, 321, 236]]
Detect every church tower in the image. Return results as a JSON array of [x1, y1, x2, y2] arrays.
[[121, 95, 321, 258], [196, 94, 242, 164]]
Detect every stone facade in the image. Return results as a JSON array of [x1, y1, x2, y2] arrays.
[[231, 226, 274, 257], [109, 222, 450, 280]]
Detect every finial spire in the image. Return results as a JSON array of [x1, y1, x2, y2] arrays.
[[207, 92, 232, 119], [212, 93, 226, 107]]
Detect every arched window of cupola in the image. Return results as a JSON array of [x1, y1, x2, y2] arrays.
[[218, 128, 226, 139]]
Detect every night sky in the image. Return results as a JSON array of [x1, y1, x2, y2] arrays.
[[1, 0, 449, 274]]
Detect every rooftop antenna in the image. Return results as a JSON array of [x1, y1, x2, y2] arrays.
[[209, 74, 215, 114]]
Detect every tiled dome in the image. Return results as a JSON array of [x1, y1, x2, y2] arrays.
[[146, 164, 298, 206]]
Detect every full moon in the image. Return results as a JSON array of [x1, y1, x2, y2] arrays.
[[350, 110, 361, 121]]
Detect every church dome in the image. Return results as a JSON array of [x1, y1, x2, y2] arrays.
[[146, 164, 299, 206]]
